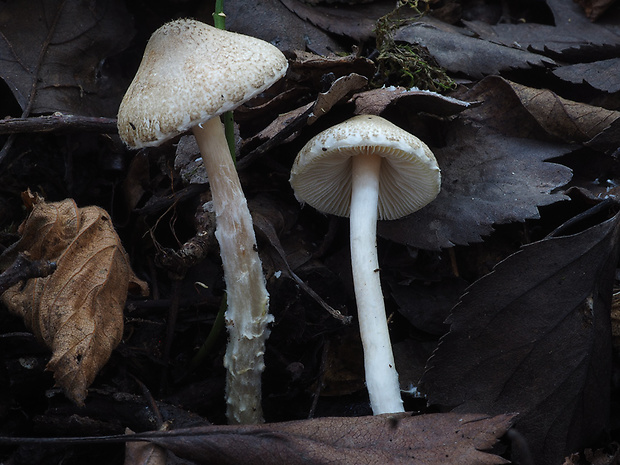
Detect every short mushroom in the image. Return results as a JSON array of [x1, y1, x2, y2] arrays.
[[117, 18, 288, 424], [289, 115, 441, 414]]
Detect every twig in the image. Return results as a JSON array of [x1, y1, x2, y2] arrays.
[[252, 212, 352, 324], [134, 184, 209, 217], [129, 374, 164, 428], [0, 253, 56, 295], [0, 114, 118, 135], [237, 105, 314, 170]]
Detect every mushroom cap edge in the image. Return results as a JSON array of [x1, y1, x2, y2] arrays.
[[289, 115, 441, 221]]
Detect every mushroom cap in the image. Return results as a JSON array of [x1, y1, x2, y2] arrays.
[[289, 115, 441, 221], [117, 19, 288, 148]]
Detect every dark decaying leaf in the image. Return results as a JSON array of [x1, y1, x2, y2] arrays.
[[279, 0, 395, 42], [351, 86, 475, 118], [394, 0, 620, 89], [539, 0, 620, 52], [174, 136, 208, 185], [462, 0, 620, 59], [564, 443, 620, 465], [134, 412, 514, 465], [0, 0, 134, 116], [390, 277, 468, 335], [285, 51, 376, 87], [0, 194, 148, 405], [124, 428, 167, 465], [462, 76, 620, 144], [378, 123, 572, 249], [552, 58, 620, 94], [420, 205, 620, 464], [574, 0, 618, 20], [252, 204, 351, 324], [307, 73, 369, 125], [225, 0, 342, 55], [377, 76, 577, 249], [239, 73, 368, 169], [392, 20, 555, 79], [506, 81, 620, 143], [586, 117, 620, 150], [457, 76, 558, 141]]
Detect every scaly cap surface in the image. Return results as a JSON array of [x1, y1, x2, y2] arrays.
[[117, 19, 288, 148]]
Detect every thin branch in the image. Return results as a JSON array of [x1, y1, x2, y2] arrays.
[[0, 253, 56, 296], [0, 114, 118, 134]]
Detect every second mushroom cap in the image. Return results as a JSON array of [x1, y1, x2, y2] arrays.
[[289, 115, 441, 220]]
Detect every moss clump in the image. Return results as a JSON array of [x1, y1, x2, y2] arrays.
[[373, 1, 456, 92]]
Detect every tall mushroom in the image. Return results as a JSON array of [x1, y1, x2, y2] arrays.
[[117, 18, 288, 424], [289, 115, 441, 414]]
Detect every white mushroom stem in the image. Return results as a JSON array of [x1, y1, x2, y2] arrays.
[[192, 118, 272, 425], [350, 152, 405, 415]]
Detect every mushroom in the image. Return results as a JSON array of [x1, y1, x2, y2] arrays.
[[117, 18, 288, 424], [289, 115, 441, 414]]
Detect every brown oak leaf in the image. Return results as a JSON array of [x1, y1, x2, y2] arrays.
[[0, 193, 148, 405]]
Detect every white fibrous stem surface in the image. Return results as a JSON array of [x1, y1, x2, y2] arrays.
[[350, 152, 404, 415], [193, 118, 272, 424]]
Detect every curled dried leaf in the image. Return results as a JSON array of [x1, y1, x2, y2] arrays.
[[507, 80, 620, 143], [1, 195, 148, 405]]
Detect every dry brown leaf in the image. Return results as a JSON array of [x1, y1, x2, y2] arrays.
[[352, 86, 474, 117], [286, 50, 376, 87], [0, 193, 148, 405], [238, 73, 368, 169], [124, 428, 168, 465], [307, 73, 368, 125], [135, 412, 515, 465], [508, 81, 620, 143]]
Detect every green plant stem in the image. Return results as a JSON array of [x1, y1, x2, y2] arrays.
[[189, 295, 227, 371], [213, 0, 236, 162], [213, 0, 226, 29]]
